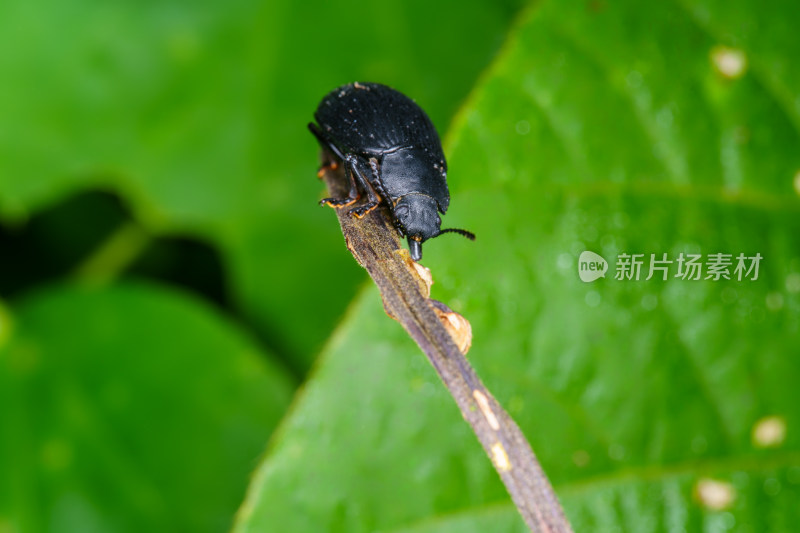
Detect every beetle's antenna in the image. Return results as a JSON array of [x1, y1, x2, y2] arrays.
[[438, 228, 476, 241]]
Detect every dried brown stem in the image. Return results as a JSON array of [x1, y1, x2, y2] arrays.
[[319, 160, 574, 533]]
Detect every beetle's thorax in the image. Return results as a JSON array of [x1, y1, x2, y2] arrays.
[[379, 147, 447, 209]]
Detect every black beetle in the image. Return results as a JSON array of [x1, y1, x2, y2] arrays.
[[309, 81, 474, 262]]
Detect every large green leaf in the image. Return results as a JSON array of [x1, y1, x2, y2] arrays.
[[0, 282, 294, 532], [0, 0, 523, 369], [234, 0, 800, 531]]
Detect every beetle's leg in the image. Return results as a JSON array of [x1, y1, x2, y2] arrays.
[[309, 122, 346, 178], [316, 160, 339, 178], [348, 181, 381, 218], [308, 122, 347, 158], [319, 171, 359, 207], [320, 154, 361, 208], [369, 160, 391, 201], [348, 159, 382, 219]]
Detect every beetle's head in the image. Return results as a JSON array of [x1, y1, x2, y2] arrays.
[[394, 194, 441, 261], [395, 194, 477, 262]]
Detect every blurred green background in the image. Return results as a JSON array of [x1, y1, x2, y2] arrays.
[[2, 0, 800, 532]]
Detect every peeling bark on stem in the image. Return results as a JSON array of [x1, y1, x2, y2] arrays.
[[318, 159, 574, 533]]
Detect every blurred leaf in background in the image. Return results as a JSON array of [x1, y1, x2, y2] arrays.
[[0, 0, 523, 531], [0, 0, 524, 372], [0, 283, 294, 532]]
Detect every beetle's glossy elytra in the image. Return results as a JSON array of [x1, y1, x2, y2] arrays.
[[309, 82, 474, 262]]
